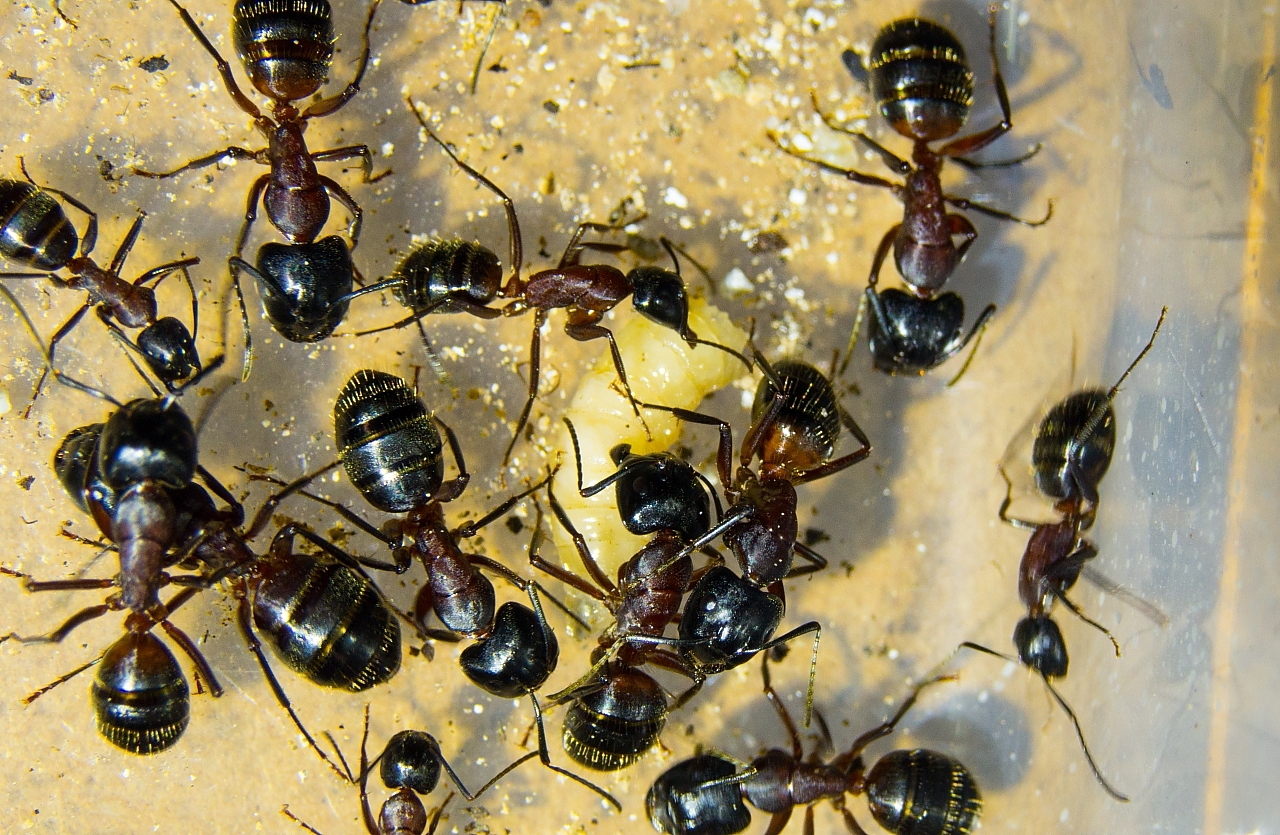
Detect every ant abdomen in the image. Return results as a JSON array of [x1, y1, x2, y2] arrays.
[[335, 370, 445, 513], [751, 360, 841, 469], [91, 629, 191, 755], [0, 179, 77, 270], [562, 667, 667, 771], [390, 238, 502, 315], [233, 0, 334, 102], [54, 423, 109, 515], [1032, 389, 1115, 503], [253, 555, 402, 690], [870, 19, 975, 143], [865, 749, 982, 835]]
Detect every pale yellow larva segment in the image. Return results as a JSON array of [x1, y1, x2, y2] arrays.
[[550, 296, 748, 580]]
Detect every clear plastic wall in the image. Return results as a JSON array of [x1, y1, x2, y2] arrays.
[[0, 0, 1273, 833]]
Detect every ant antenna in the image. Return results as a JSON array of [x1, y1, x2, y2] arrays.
[[0, 284, 120, 406]]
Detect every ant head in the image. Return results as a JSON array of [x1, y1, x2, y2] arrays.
[[562, 667, 668, 771], [460, 601, 558, 698], [98, 398, 198, 492], [1014, 615, 1069, 679], [335, 370, 445, 513], [870, 18, 974, 142], [1032, 389, 1114, 506], [866, 288, 969, 374], [254, 238, 355, 343], [679, 566, 783, 674], [137, 317, 201, 386], [233, 0, 335, 103], [381, 730, 443, 795], [614, 452, 712, 542], [92, 630, 190, 754], [628, 266, 694, 344], [646, 754, 752, 835]]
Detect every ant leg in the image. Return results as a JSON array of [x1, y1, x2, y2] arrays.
[[451, 468, 555, 538], [24, 302, 90, 417], [949, 213, 979, 262], [161, 0, 263, 118], [433, 416, 471, 502], [953, 143, 1043, 170], [838, 228, 896, 378], [793, 406, 871, 485], [1055, 591, 1121, 657], [133, 256, 201, 290], [107, 211, 145, 275], [279, 806, 326, 835], [545, 485, 617, 596], [557, 216, 646, 267], [157, 617, 225, 697], [277, 522, 404, 575], [195, 465, 243, 527], [762, 808, 794, 835], [356, 706, 380, 835], [805, 90, 913, 176], [944, 303, 997, 388], [564, 321, 643, 421], [133, 146, 262, 180], [787, 541, 828, 578], [938, 5, 1013, 157], [234, 175, 270, 258], [303, 0, 381, 119], [767, 131, 903, 193], [525, 693, 622, 810], [465, 553, 590, 632], [21, 653, 103, 705], [235, 596, 349, 781], [640, 402, 736, 492], [311, 144, 390, 184], [0, 285, 117, 406], [318, 175, 364, 249], [242, 460, 350, 538], [425, 794, 454, 835], [996, 466, 1041, 530], [761, 653, 804, 758], [843, 673, 959, 761], [839, 806, 873, 835], [759, 621, 822, 727], [226, 257, 256, 382], [1, 600, 113, 644], [1042, 676, 1130, 802], [19, 157, 99, 255], [944, 192, 1053, 226], [502, 308, 546, 466], [561, 415, 641, 499]]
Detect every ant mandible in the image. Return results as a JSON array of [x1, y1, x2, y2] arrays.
[[773, 8, 1052, 381]]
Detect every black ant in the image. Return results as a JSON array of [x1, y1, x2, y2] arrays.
[[251, 369, 619, 808], [134, 0, 387, 373], [773, 8, 1051, 381], [0, 163, 202, 414], [635, 354, 872, 712], [525, 416, 733, 771], [0, 290, 405, 773], [958, 308, 1167, 802], [646, 655, 981, 835], [498, 219, 752, 465], [282, 704, 577, 835]]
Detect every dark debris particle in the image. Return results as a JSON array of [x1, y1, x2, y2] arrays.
[[487, 61, 507, 74], [505, 516, 524, 535], [542, 99, 560, 114], [17, 475, 35, 491], [802, 527, 830, 547], [748, 230, 789, 254], [37, 88, 55, 103], [138, 55, 170, 73], [7, 70, 33, 86]]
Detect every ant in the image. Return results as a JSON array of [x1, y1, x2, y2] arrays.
[[283, 703, 581, 835], [958, 308, 1167, 802], [135, 0, 387, 374], [526, 416, 734, 771], [334, 99, 518, 382], [251, 369, 618, 807], [772, 8, 1051, 381], [0, 163, 203, 414], [646, 654, 981, 835], [634, 353, 872, 712], [498, 217, 752, 465], [0, 290, 404, 772]]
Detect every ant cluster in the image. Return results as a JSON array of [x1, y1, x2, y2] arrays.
[[0, 2, 1173, 833]]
